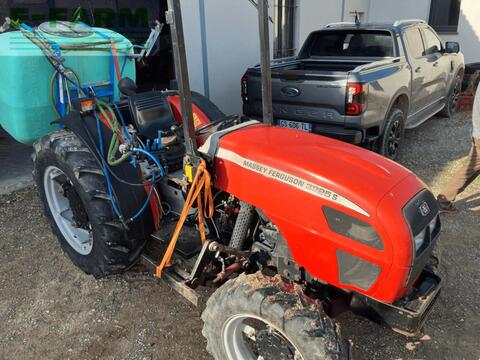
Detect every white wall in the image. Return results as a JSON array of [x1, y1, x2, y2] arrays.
[[368, 0, 480, 64], [180, 0, 205, 94], [295, 0, 342, 49], [368, 0, 431, 24], [181, 0, 273, 115], [344, 0, 371, 23], [442, 0, 480, 64], [294, 0, 371, 49], [203, 0, 274, 114]]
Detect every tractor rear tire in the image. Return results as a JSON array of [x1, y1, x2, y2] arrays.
[[202, 272, 349, 360], [33, 129, 146, 278]]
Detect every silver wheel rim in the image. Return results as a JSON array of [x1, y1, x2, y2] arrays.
[[222, 314, 304, 360], [43, 166, 93, 255]]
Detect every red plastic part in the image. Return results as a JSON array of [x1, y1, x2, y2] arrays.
[[167, 95, 212, 129], [213, 124, 425, 303]]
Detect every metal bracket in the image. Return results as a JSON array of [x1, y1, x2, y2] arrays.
[[138, 20, 164, 59], [165, 10, 174, 25], [185, 241, 215, 288], [0, 18, 11, 33], [141, 254, 200, 306]]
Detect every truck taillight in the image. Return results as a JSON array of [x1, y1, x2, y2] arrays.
[[346, 83, 368, 116], [241, 76, 248, 101]]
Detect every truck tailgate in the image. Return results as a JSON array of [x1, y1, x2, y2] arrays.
[[244, 67, 348, 125]]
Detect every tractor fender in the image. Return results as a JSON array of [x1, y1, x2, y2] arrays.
[[165, 91, 225, 128], [56, 112, 154, 232]]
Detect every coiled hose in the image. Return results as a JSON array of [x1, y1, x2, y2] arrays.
[[96, 99, 133, 166]]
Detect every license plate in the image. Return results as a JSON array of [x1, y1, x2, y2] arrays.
[[277, 120, 312, 132]]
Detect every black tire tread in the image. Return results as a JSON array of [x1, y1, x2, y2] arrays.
[[33, 129, 146, 278], [376, 108, 405, 160], [201, 272, 348, 360], [439, 74, 462, 118]]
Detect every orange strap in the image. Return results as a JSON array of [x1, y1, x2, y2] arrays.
[[156, 160, 214, 277], [110, 40, 122, 81]]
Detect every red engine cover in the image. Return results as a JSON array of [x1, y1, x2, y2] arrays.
[[213, 124, 426, 303]]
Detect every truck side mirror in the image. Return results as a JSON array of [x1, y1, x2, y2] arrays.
[[445, 42, 460, 54]]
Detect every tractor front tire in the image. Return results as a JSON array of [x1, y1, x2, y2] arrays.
[[202, 272, 349, 360], [33, 129, 146, 278]]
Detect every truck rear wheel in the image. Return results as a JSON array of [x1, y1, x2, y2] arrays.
[[202, 272, 348, 360], [33, 130, 146, 278], [377, 108, 405, 160], [439, 74, 462, 118]]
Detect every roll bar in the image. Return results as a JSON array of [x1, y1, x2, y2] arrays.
[[165, 0, 274, 160]]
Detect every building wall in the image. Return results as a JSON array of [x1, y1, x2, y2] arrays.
[[442, 0, 480, 64], [180, 0, 205, 96], [368, 0, 480, 64], [344, 0, 371, 23], [368, 0, 431, 23], [181, 0, 273, 115], [294, 0, 370, 48], [294, 0, 342, 49]]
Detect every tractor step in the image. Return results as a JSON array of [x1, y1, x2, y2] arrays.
[[140, 253, 200, 306]]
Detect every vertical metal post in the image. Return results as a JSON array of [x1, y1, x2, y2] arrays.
[[166, 0, 198, 157], [257, 0, 274, 125], [273, 0, 281, 59]]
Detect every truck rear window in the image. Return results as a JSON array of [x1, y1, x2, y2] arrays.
[[302, 30, 394, 58]]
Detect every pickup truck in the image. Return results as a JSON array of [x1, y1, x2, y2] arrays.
[[242, 19, 465, 159]]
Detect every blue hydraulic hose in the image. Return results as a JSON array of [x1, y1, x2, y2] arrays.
[[128, 148, 166, 222], [112, 102, 132, 142], [121, 56, 128, 77], [128, 170, 156, 222], [132, 147, 165, 177], [95, 110, 165, 223]]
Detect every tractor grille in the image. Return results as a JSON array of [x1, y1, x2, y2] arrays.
[[403, 189, 441, 286]]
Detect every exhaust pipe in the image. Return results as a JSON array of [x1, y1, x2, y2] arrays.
[[229, 201, 255, 249]]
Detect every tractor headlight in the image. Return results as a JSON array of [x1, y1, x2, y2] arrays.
[[323, 206, 383, 250], [413, 216, 439, 255], [413, 229, 426, 253]]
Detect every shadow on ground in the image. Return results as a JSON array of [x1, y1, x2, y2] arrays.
[[0, 128, 33, 195]]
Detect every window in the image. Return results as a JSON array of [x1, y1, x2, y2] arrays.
[[404, 28, 425, 58], [429, 0, 461, 33], [422, 28, 443, 55], [304, 30, 394, 58]]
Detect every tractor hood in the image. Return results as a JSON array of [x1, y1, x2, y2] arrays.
[[211, 123, 413, 219]]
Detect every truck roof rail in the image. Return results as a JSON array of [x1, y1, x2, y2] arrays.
[[325, 22, 356, 28], [393, 19, 426, 27]]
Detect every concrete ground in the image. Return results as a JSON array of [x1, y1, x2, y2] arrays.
[[0, 112, 479, 359]]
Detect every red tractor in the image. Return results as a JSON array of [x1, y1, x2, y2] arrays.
[[31, 1, 442, 359]]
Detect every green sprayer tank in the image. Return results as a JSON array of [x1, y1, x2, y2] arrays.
[[0, 22, 136, 144]]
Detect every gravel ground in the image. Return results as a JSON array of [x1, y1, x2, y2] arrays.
[[1, 112, 479, 359]]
